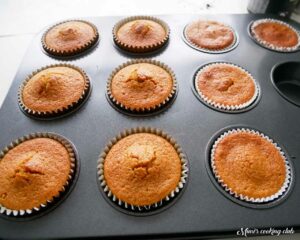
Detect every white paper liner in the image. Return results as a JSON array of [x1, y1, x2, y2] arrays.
[[18, 63, 90, 118], [250, 18, 300, 52], [195, 62, 259, 111], [42, 19, 99, 57], [97, 127, 188, 212], [183, 20, 238, 53], [0, 132, 76, 216], [211, 128, 291, 203], [106, 59, 177, 113], [113, 15, 170, 53]]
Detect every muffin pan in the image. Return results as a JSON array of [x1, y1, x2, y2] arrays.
[[0, 14, 300, 239]]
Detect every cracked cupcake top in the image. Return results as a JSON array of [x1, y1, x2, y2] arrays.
[[44, 21, 97, 53], [110, 63, 174, 110], [22, 66, 87, 113], [196, 63, 256, 107], [103, 133, 182, 206], [116, 19, 166, 48], [0, 138, 71, 210]]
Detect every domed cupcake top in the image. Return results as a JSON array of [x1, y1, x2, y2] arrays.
[[103, 132, 182, 206], [43, 20, 99, 56], [109, 61, 175, 111], [117, 20, 166, 48], [0, 137, 71, 210], [113, 16, 170, 53], [21, 65, 89, 114]]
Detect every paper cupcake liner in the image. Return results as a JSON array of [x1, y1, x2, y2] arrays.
[[106, 59, 177, 113], [0, 132, 76, 217], [250, 18, 300, 52], [97, 126, 188, 212], [210, 128, 291, 203], [42, 19, 99, 57], [18, 63, 91, 119], [113, 16, 170, 53], [183, 21, 239, 53], [194, 62, 259, 111]]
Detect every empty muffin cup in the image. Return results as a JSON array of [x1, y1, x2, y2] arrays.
[[271, 61, 300, 107]]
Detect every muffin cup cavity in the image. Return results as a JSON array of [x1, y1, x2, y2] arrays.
[[210, 128, 292, 204], [41, 19, 99, 57], [113, 16, 170, 53], [183, 21, 239, 53], [194, 62, 260, 112], [97, 126, 189, 215], [249, 18, 300, 52], [0, 132, 77, 218], [106, 59, 177, 115], [18, 63, 91, 120]]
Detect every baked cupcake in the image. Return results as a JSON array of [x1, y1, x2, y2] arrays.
[[107, 59, 176, 113], [19, 64, 90, 118], [42, 20, 99, 57], [195, 63, 258, 111], [97, 127, 188, 212], [0, 133, 76, 216], [211, 128, 291, 202], [184, 20, 237, 52], [113, 16, 169, 53], [250, 19, 300, 51]]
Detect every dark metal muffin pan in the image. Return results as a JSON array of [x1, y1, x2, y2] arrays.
[[0, 14, 300, 239]]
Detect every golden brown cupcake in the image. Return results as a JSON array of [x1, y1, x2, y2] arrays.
[[19, 64, 90, 117], [113, 16, 169, 53], [42, 20, 99, 56], [185, 20, 235, 51], [251, 19, 299, 50], [102, 132, 183, 207], [108, 60, 176, 112], [211, 129, 289, 201], [0, 134, 74, 214], [195, 63, 258, 110]]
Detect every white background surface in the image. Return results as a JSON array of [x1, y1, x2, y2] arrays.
[[0, 0, 298, 239]]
